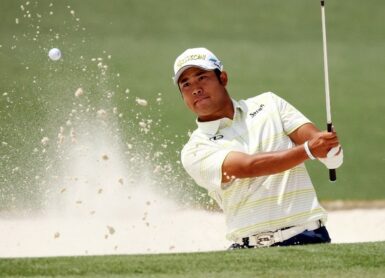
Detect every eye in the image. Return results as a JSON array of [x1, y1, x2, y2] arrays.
[[181, 82, 190, 88], [198, 75, 207, 81]]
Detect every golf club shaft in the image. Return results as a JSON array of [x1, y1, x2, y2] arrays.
[[321, 0, 336, 181]]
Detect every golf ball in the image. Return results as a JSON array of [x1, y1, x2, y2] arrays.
[[48, 48, 61, 61]]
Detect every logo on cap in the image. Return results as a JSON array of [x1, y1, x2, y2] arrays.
[[176, 54, 207, 68], [209, 58, 221, 68]]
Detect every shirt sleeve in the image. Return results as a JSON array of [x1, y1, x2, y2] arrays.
[[269, 92, 312, 134], [181, 139, 232, 191]]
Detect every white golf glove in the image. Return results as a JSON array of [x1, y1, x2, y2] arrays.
[[318, 146, 343, 169]]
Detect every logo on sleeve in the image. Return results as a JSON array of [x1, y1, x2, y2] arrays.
[[209, 134, 224, 141]]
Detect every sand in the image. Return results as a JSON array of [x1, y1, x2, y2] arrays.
[[1, 207, 384, 258]]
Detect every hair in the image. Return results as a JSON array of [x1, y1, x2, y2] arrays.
[[214, 69, 222, 83]]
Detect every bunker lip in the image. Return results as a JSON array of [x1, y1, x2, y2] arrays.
[[321, 200, 385, 210]]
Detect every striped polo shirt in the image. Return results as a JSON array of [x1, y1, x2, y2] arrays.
[[181, 92, 327, 241]]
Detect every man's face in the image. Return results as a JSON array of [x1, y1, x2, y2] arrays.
[[178, 67, 230, 121]]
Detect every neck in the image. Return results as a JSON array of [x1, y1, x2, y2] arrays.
[[198, 99, 234, 122]]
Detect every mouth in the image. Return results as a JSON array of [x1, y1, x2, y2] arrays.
[[194, 96, 210, 105]]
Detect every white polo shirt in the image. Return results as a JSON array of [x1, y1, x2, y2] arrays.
[[181, 92, 327, 241]]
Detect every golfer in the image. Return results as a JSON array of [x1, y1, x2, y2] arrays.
[[173, 47, 343, 249]]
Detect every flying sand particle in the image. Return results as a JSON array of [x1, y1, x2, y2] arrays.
[[135, 98, 148, 106], [96, 109, 107, 118], [153, 165, 161, 173], [41, 137, 49, 146], [70, 128, 76, 143], [106, 225, 115, 235], [74, 88, 83, 97], [106, 91, 113, 98]]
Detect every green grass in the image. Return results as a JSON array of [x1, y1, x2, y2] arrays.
[[1, 0, 385, 210], [1, 242, 385, 277]]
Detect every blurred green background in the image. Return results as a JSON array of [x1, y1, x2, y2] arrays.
[[1, 0, 384, 210]]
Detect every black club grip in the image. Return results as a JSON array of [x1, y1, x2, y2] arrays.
[[327, 123, 337, 182], [329, 169, 336, 182]]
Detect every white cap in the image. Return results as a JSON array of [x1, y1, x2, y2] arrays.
[[173, 47, 223, 85]]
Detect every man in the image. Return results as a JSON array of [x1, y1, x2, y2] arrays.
[[173, 47, 343, 249]]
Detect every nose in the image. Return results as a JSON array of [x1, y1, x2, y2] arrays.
[[192, 87, 202, 96]]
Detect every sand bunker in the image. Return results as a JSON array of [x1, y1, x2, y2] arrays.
[[1, 206, 384, 258]]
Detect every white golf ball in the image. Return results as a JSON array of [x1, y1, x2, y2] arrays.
[[48, 48, 61, 61]]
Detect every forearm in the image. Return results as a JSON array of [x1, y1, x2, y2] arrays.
[[222, 145, 308, 181], [246, 145, 309, 176], [289, 123, 320, 145], [222, 126, 340, 182]]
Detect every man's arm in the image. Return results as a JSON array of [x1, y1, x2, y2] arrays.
[[288, 123, 320, 145], [221, 124, 339, 183]]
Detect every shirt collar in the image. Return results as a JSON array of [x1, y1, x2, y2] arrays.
[[196, 99, 245, 135]]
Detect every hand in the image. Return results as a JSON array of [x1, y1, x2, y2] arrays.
[[318, 146, 344, 169], [307, 131, 340, 158]]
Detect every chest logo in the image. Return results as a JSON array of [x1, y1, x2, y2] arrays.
[[209, 134, 224, 141], [249, 104, 265, 118]]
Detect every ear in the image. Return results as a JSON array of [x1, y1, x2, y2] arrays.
[[220, 71, 228, 86]]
